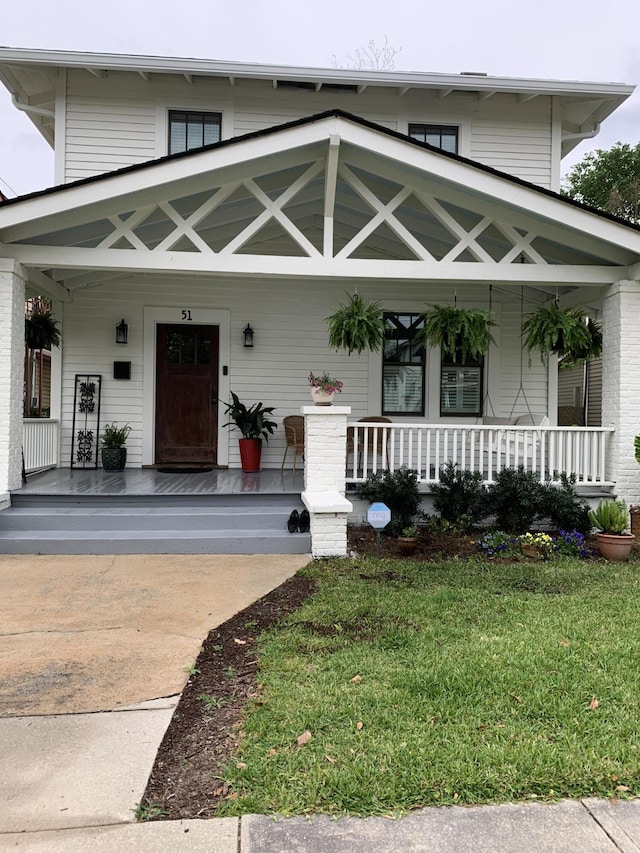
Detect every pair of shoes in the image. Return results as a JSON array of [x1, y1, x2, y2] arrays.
[[287, 509, 310, 533]]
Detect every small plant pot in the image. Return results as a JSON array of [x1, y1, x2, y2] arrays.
[[521, 543, 545, 559], [596, 532, 635, 562], [310, 387, 335, 406], [101, 447, 127, 471], [397, 536, 418, 556]]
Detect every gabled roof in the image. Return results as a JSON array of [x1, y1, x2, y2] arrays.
[[0, 46, 634, 155], [1, 110, 639, 300]]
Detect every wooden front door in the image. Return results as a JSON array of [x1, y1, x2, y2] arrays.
[[155, 324, 219, 464]]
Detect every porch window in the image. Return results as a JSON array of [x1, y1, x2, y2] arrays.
[[440, 348, 483, 416], [168, 110, 222, 154], [408, 123, 458, 154], [382, 313, 425, 415]]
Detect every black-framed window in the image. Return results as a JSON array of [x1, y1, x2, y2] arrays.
[[440, 347, 484, 417], [168, 110, 222, 154], [382, 313, 425, 416], [408, 123, 458, 154]]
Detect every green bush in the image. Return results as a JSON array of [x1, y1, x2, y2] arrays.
[[356, 467, 421, 535], [486, 467, 546, 533], [542, 472, 591, 534], [431, 462, 487, 530]]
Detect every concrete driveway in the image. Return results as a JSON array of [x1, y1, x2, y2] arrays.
[[0, 553, 308, 716]]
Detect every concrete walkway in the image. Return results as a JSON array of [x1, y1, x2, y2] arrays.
[[3, 553, 640, 851]]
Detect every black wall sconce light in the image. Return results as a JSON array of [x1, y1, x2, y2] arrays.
[[115, 319, 128, 344], [243, 323, 254, 348]]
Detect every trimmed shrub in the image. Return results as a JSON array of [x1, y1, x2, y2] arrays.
[[357, 467, 421, 535], [542, 473, 591, 534], [486, 467, 546, 533], [431, 462, 487, 530]]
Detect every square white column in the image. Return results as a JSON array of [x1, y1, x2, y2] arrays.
[[0, 260, 27, 501]]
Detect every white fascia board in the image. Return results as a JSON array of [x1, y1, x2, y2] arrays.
[[0, 47, 634, 99], [4, 243, 626, 285]]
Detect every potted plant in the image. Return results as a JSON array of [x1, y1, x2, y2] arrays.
[[100, 422, 131, 471], [325, 292, 387, 355], [518, 531, 553, 560], [588, 498, 635, 561], [308, 371, 343, 406], [417, 305, 495, 362], [522, 302, 602, 367], [398, 523, 419, 555], [223, 392, 277, 472]]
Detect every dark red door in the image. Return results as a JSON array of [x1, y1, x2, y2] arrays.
[[155, 324, 219, 464]]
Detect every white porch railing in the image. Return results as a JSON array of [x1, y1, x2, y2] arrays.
[[23, 419, 59, 473], [346, 422, 615, 486]]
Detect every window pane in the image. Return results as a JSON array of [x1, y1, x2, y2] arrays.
[[169, 111, 221, 154], [383, 312, 424, 415], [440, 365, 482, 415], [408, 123, 458, 154], [384, 365, 424, 413]]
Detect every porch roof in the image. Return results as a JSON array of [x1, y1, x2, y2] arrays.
[[2, 111, 640, 301]]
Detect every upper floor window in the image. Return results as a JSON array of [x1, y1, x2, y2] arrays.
[[168, 110, 222, 154], [408, 123, 458, 154], [382, 313, 425, 416]]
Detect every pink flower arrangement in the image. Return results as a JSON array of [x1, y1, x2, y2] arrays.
[[308, 371, 343, 394]]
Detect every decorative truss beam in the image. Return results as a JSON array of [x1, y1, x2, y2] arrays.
[[6, 243, 625, 285]]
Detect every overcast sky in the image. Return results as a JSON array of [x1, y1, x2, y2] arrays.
[[1, 0, 639, 197]]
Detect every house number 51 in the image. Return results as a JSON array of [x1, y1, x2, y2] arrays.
[[181, 310, 192, 321]]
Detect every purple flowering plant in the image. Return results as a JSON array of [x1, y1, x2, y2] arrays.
[[553, 529, 592, 559], [309, 371, 343, 394]]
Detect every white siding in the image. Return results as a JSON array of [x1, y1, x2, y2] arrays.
[[58, 278, 548, 469], [63, 70, 554, 187]]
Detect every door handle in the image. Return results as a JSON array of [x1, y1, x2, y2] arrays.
[[211, 392, 218, 404]]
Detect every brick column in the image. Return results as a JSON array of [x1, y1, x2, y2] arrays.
[[301, 405, 353, 558], [0, 260, 27, 505], [602, 279, 640, 504]]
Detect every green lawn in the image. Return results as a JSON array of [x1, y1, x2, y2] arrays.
[[219, 556, 640, 816]]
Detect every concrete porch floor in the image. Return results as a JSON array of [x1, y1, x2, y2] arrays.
[[16, 466, 304, 497]]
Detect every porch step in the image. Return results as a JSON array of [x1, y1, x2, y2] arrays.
[[0, 495, 310, 555]]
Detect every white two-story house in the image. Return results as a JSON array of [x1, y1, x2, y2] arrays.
[[1, 47, 639, 554]]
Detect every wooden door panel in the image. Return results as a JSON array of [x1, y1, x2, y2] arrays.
[[155, 324, 219, 464]]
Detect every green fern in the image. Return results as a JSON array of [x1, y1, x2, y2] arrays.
[[634, 435, 640, 466], [325, 293, 386, 355], [522, 302, 601, 367], [418, 305, 495, 363]]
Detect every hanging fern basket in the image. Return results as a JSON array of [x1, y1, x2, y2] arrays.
[[417, 305, 496, 362], [325, 292, 387, 355], [521, 303, 602, 367], [25, 310, 61, 351]]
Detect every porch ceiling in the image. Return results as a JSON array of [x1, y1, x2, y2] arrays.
[[2, 113, 640, 300]]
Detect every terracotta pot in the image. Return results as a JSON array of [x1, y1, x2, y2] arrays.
[[397, 536, 418, 556], [238, 438, 261, 473], [596, 532, 635, 562], [311, 387, 335, 406]]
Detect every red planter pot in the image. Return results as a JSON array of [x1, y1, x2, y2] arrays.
[[239, 438, 262, 473]]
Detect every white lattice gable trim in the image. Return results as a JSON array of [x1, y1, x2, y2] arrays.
[[2, 113, 640, 292]]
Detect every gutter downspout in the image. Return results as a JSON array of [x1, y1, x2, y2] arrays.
[[11, 94, 55, 118]]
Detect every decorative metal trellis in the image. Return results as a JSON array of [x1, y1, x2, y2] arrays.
[[70, 374, 102, 469]]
